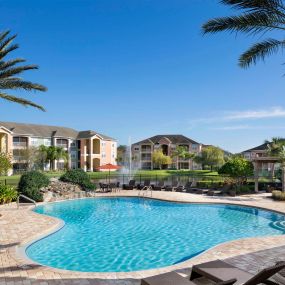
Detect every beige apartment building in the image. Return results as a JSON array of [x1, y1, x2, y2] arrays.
[[0, 122, 117, 174], [242, 143, 279, 177], [132, 135, 202, 170]]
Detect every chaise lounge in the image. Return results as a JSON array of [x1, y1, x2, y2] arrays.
[[190, 259, 285, 285], [141, 260, 285, 285], [152, 180, 164, 191], [123, 180, 136, 190]]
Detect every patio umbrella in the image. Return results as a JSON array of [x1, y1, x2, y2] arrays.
[[96, 163, 121, 184]]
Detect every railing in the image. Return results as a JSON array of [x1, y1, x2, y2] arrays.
[[17, 194, 36, 208]]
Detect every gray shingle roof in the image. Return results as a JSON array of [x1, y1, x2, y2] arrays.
[[0, 122, 116, 141], [242, 143, 268, 153], [133, 135, 199, 145]]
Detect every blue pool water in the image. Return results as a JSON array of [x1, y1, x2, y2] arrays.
[[26, 197, 285, 272]]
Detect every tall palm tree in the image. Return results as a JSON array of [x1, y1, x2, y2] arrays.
[[171, 146, 195, 169], [202, 0, 285, 68], [0, 30, 47, 110], [266, 137, 285, 192]]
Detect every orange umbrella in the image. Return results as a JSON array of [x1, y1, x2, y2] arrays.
[[96, 163, 121, 183]]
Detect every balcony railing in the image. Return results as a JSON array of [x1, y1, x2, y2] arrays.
[[13, 142, 27, 147]]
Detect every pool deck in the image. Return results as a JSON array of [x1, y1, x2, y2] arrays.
[[1, 190, 285, 285]]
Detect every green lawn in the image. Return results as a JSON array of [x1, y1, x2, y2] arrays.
[[0, 169, 219, 186]]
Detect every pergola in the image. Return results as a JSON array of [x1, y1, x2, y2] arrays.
[[252, 156, 279, 192]]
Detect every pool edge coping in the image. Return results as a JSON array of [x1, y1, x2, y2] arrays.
[[14, 193, 285, 279]]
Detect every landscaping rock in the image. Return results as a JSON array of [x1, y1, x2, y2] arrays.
[[41, 180, 90, 202]]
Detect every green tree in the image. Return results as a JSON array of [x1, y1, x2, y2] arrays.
[[116, 145, 127, 165], [266, 137, 285, 192], [194, 146, 225, 171], [202, 0, 285, 69], [0, 30, 47, 110], [38, 145, 68, 171], [171, 146, 195, 169], [0, 152, 12, 175], [218, 156, 254, 186], [152, 149, 172, 169]]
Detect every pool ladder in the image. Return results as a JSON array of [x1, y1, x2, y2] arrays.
[[17, 194, 37, 209], [138, 186, 152, 198]]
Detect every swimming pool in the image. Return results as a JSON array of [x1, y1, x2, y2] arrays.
[[26, 197, 285, 272]]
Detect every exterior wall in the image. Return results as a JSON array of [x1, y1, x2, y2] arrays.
[[132, 140, 202, 170], [0, 129, 13, 175], [79, 136, 117, 171]]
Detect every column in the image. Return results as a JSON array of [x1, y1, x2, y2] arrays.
[[254, 161, 259, 193], [89, 139, 93, 171]]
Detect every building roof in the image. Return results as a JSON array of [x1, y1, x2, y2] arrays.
[[242, 143, 268, 153], [0, 122, 116, 141], [77, 130, 115, 141], [133, 135, 199, 145]]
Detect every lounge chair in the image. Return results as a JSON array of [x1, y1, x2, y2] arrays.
[[190, 259, 285, 285], [184, 181, 193, 193], [109, 182, 120, 192], [99, 182, 109, 192], [141, 271, 236, 285], [272, 261, 285, 284], [152, 180, 164, 191], [123, 180, 136, 190], [165, 181, 179, 192], [137, 180, 151, 190]]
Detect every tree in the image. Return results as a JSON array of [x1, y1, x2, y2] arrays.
[[171, 146, 195, 169], [194, 146, 225, 171], [218, 156, 254, 186], [20, 146, 39, 170], [116, 145, 127, 165], [0, 30, 47, 110], [266, 137, 285, 192], [0, 152, 12, 175], [38, 145, 68, 171], [202, 0, 285, 69], [152, 149, 172, 169]]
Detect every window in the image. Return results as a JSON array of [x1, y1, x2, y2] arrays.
[[141, 145, 151, 152], [141, 153, 151, 160], [134, 147, 139, 151], [13, 137, 27, 147], [56, 139, 68, 148]]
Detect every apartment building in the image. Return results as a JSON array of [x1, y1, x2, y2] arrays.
[[242, 143, 278, 176], [132, 135, 202, 170], [0, 122, 117, 174]]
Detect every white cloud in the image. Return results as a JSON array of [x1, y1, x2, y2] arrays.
[[224, 107, 285, 120], [188, 106, 285, 130], [211, 125, 251, 131]]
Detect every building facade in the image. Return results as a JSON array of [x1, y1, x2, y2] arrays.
[[242, 143, 278, 177], [0, 122, 117, 174], [132, 135, 202, 170]]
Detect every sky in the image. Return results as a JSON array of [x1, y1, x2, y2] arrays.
[[1, 0, 285, 153]]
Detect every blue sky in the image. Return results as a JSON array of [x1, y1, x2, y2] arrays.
[[1, 0, 285, 153]]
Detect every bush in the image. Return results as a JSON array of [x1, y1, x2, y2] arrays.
[[60, 169, 96, 191], [18, 171, 49, 202], [0, 185, 18, 204], [272, 190, 285, 201]]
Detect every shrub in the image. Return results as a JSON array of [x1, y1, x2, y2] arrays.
[[60, 169, 96, 190], [18, 171, 49, 202], [0, 185, 18, 204], [272, 190, 285, 201]]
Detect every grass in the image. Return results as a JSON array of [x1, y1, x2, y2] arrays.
[[0, 169, 219, 186]]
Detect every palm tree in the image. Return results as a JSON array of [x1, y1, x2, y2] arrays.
[[202, 0, 285, 68], [266, 137, 285, 192], [0, 30, 47, 110]]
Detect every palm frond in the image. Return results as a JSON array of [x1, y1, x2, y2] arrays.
[[0, 79, 47, 91], [0, 35, 17, 52], [221, 0, 284, 10], [0, 31, 10, 43], [239, 38, 285, 67], [0, 44, 19, 61], [0, 65, 38, 79], [0, 58, 26, 70], [0, 92, 45, 111], [202, 11, 285, 35]]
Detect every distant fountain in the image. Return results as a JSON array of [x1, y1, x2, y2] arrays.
[[119, 137, 139, 181]]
